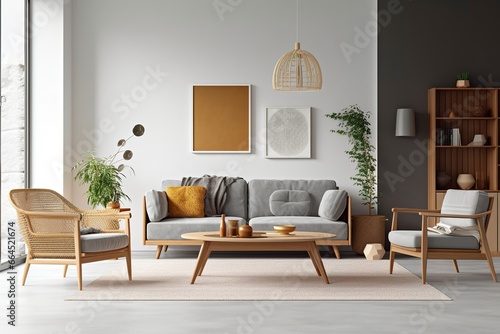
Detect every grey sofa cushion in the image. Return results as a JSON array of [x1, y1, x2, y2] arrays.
[[145, 190, 168, 222], [318, 190, 347, 221], [80, 233, 129, 252], [249, 216, 348, 240], [221, 178, 248, 219], [388, 230, 479, 250], [248, 180, 337, 219], [269, 190, 310, 216], [147, 216, 246, 240]]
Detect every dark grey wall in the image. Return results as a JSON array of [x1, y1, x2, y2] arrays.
[[378, 0, 500, 231]]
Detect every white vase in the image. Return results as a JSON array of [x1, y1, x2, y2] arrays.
[[457, 174, 475, 190]]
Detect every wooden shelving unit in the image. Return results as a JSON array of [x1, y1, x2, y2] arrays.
[[428, 88, 499, 256]]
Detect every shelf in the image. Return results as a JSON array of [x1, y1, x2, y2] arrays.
[[436, 117, 495, 120], [436, 145, 496, 148], [432, 87, 498, 91], [436, 189, 496, 193]]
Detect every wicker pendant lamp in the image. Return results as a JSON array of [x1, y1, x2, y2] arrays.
[[272, 0, 322, 91]]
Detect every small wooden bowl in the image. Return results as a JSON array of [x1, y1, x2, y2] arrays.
[[471, 105, 486, 117], [273, 225, 296, 234]]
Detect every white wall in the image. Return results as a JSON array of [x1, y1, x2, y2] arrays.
[[33, 0, 376, 250]]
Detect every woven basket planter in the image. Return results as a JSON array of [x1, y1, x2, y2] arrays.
[[351, 215, 386, 255]]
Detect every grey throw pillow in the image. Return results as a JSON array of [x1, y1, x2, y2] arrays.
[[269, 190, 311, 216], [145, 190, 168, 221], [318, 190, 347, 221], [80, 227, 101, 235]]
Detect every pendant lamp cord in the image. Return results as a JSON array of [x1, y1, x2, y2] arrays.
[[296, 0, 299, 42]]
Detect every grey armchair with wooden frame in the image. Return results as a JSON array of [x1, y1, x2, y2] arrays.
[[9, 188, 132, 290], [389, 189, 497, 284]]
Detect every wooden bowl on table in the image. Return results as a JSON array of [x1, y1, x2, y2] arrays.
[[273, 225, 296, 235]]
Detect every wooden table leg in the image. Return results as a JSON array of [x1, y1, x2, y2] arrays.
[[197, 247, 212, 276], [307, 242, 330, 284], [191, 241, 212, 284], [306, 250, 321, 276]]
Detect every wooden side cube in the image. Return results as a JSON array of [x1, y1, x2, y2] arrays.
[[363, 243, 385, 260]]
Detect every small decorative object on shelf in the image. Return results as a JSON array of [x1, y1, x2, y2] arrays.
[[456, 71, 470, 88], [457, 174, 475, 190], [437, 171, 451, 188], [471, 105, 486, 117], [448, 110, 456, 118], [475, 171, 487, 190], [467, 134, 487, 146], [219, 214, 227, 237]]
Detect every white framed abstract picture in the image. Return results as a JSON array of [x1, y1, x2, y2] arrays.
[[266, 107, 311, 158]]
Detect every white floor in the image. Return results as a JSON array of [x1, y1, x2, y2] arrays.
[[1, 249, 500, 334]]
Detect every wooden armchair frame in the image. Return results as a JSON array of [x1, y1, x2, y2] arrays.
[[389, 197, 497, 284], [9, 188, 132, 290]]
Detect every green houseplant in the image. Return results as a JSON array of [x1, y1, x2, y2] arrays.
[[456, 71, 470, 88], [73, 124, 145, 208], [326, 105, 378, 213], [326, 105, 385, 254]]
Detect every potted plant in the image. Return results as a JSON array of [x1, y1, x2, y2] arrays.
[[456, 71, 470, 88], [326, 105, 385, 255], [73, 124, 145, 208]]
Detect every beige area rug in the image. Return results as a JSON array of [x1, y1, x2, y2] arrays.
[[66, 259, 451, 301]]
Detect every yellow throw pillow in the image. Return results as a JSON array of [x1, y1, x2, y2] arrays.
[[166, 186, 206, 218]]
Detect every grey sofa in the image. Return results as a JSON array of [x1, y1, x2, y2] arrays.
[[143, 179, 351, 259]]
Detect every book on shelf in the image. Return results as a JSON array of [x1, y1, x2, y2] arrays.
[[452, 128, 461, 146], [436, 128, 460, 146]]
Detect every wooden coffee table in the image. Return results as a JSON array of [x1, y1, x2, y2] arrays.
[[181, 231, 336, 284]]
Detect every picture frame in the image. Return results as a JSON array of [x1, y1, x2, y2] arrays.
[[266, 107, 311, 159], [192, 84, 251, 153]]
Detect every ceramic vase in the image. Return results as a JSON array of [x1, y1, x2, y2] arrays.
[[436, 171, 451, 188], [238, 224, 253, 238], [219, 214, 227, 237], [457, 174, 475, 190]]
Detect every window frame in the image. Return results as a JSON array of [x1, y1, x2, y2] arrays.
[[0, 0, 30, 271]]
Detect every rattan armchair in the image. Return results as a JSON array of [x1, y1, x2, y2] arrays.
[[9, 188, 132, 290]]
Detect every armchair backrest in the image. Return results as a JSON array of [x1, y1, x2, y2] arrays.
[[9, 188, 79, 213], [440, 190, 489, 227]]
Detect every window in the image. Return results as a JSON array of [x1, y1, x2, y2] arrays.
[[1, 0, 28, 267]]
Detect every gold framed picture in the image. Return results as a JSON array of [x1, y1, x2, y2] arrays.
[[192, 84, 251, 153]]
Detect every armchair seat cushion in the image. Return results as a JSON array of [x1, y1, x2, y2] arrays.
[[80, 233, 129, 253], [389, 230, 479, 250]]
